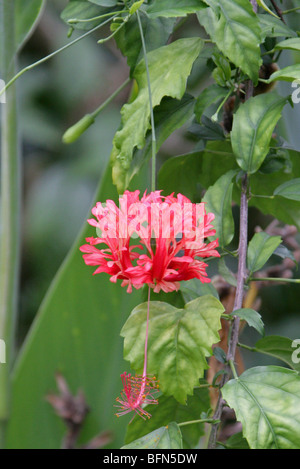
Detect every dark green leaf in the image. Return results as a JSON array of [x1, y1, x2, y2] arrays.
[[147, 0, 206, 18], [218, 257, 237, 287], [247, 231, 282, 276], [254, 335, 300, 372], [202, 170, 237, 247], [122, 422, 183, 449], [233, 308, 264, 336], [180, 279, 220, 303], [15, 0, 45, 54], [89, 0, 118, 6], [61, 0, 118, 31], [121, 296, 224, 403], [125, 387, 210, 449], [125, 94, 195, 191], [231, 93, 287, 174], [222, 366, 300, 449], [273, 244, 296, 264], [195, 84, 229, 122], [259, 14, 297, 38], [189, 116, 226, 141], [198, 0, 262, 83], [224, 432, 250, 449]]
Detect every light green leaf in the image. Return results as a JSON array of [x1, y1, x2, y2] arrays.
[[198, 0, 262, 83], [147, 0, 206, 18], [231, 93, 287, 174], [222, 366, 300, 449], [247, 231, 282, 276], [195, 84, 229, 122], [6, 165, 145, 449], [122, 422, 183, 449], [254, 335, 300, 373], [233, 308, 264, 336], [275, 38, 300, 52], [121, 296, 224, 404], [125, 387, 210, 449], [202, 170, 237, 247], [273, 178, 300, 201], [266, 64, 300, 83], [111, 38, 203, 192]]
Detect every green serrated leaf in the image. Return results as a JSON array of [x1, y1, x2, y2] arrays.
[[147, 0, 206, 18], [231, 93, 287, 174], [224, 431, 250, 449], [202, 170, 237, 247], [198, 0, 262, 83], [122, 422, 183, 449], [247, 232, 282, 276], [125, 387, 210, 449], [254, 335, 300, 373], [222, 366, 300, 449], [121, 296, 224, 404], [233, 308, 264, 336], [111, 37, 203, 192], [273, 178, 300, 201]]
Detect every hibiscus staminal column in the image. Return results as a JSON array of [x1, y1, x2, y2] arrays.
[[115, 287, 159, 420]]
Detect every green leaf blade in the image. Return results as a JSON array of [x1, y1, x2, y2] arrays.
[[274, 178, 300, 201], [222, 366, 300, 449], [198, 0, 262, 83], [231, 93, 287, 174], [121, 296, 224, 404], [147, 0, 206, 18], [247, 231, 282, 276], [122, 422, 183, 449], [202, 170, 237, 247]]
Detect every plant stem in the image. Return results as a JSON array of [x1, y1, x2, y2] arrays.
[[0, 15, 117, 99], [178, 418, 220, 428], [249, 277, 300, 284], [282, 7, 300, 15], [91, 78, 131, 119], [136, 10, 157, 192], [0, 0, 21, 447]]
